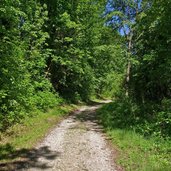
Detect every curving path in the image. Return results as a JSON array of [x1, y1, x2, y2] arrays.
[[23, 101, 117, 171]]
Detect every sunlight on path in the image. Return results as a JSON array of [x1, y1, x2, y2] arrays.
[[24, 101, 116, 171]]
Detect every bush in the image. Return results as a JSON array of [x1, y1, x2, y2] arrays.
[[97, 97, 171, 138], [31, 91, 62, 110]]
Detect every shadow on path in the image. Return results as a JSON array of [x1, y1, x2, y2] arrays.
[[86, 100, 110, 106], [0, 144, 60, 171], [74, 100, 110, 133], [0, 100, 111, 171]]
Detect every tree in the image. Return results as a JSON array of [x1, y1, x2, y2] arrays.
[[42, 0, 110, 101], [106, 0, 149, 96], [0, 0, 57, 130], [131, 0, 171, 102]]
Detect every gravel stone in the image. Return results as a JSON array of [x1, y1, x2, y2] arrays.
[[24, 101, 117, 171]]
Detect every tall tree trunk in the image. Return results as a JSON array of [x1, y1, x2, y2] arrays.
[[126, 32, 133, 96]]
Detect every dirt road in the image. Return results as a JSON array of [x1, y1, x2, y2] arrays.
[[23, 101, 117, 171]]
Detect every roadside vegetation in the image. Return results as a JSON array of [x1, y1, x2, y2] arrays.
[[0, 104, 76, 164], [97, 98, 171, 171], [0, 0, 124, 131], [96, 1, 171, 170]]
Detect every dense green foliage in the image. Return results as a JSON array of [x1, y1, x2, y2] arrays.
[[0, 0, 124, 130], [42, 0, 125, 101], [0, 1, 60, 130], [106, 0, 171, 138], [97, 102, 171, 170], [0, 0, 171, 169], [0, 0, 171, 140], [97, 1, 171, 168]]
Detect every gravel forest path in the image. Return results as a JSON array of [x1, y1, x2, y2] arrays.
[[24, 101, 118, 171]]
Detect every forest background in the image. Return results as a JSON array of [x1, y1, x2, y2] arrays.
[[0, 0, 171, 153]]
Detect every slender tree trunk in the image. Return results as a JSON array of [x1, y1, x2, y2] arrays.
[[126, 32, 133, 96]]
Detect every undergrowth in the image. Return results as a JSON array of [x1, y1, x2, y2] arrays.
[[0, 104, 76, 164], [97, 98, 171, 171]]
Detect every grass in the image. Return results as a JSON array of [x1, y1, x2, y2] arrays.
[[107, 129, 171, 171], [0, 104, 77, 164], [97, 101, 171, 171]]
